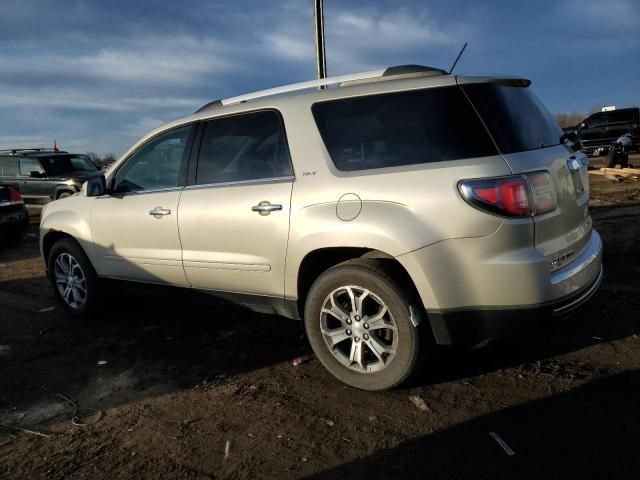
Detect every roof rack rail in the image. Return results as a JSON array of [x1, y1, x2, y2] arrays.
[[0, 148, 67, 155], [192, 64, 447, 111]]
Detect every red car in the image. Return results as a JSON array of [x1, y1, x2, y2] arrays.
[[0, 186, 28, 244]]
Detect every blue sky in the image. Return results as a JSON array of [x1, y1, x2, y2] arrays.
[[1, 0, 638, 155]]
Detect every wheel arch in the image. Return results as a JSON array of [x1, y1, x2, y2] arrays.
[[296, 247, 426, 322], [42, 230, 94, 276], [53, 185, 77, 199]]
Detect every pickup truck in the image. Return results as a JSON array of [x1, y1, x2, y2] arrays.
[[570, 108, 640, 155]]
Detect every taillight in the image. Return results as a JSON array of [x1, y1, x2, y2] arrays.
[[527, 172, 556, 215], [459, 172, 557, 217], [8, 187, 24, 205]]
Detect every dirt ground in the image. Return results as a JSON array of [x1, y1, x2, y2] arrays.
[[1, 155, 640, 479]]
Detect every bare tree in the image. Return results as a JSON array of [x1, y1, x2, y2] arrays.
[[555, 113, 585, 128], [85, 152, 116, 169], [86, 152, 100, 163]]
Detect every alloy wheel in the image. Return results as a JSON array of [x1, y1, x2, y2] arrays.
[[319, 285, 398, 373], [53, 252, 87, 310]]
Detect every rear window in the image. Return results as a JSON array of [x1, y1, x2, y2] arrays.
[[462, 83, 563, 154], [608, 110, 634, 124], [312, 86, 498, 172], [40, 155, 98, 176]]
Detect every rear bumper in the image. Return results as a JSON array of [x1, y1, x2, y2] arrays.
[[427, 264, 603, 345], [417, 228, 604, 345], [0, 205, 29, 235]]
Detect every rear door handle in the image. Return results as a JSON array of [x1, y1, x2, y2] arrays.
[[252, 202, 282, 215], [149, 207, 171, 217]]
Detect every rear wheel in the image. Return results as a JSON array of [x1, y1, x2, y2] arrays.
[[48, 238, 98, 317], [304, 260, 426, 390]]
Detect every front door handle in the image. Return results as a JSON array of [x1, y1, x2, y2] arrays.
[[252, 201, 282, 216], [149, 207, 171, 217]]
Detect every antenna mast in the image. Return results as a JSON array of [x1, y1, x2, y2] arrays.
[[448, 42, 468, 74]]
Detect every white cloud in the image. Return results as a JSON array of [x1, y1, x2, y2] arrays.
[[265, 33, 311, 61], [257, 5, 472, 74], [0, 34, 239, 88], [0, 90, 204, 112], [561, 0, 639, 29]]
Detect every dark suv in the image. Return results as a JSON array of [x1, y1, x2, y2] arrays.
[[0, 149, 101, 205], [574, 108, 640, 154]]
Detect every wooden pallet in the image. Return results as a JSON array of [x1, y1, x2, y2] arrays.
[[588, 167, 639, 182]]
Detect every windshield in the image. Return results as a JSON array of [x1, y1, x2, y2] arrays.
[[40, 155, 98, 176], [462, 83, 564, 154]]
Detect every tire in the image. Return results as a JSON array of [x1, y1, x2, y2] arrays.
[[47, 238, 99, 318], [57, 191, 73, 200], [304, 259, 427, 390]]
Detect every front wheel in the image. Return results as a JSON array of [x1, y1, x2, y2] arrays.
[[48, 238, 99, 317], [304, 260, 427, 390]]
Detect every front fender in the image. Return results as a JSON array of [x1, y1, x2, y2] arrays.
[[39, 196, 98, 270]]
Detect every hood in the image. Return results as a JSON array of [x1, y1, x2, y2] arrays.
[[48, 170, 102, 183]]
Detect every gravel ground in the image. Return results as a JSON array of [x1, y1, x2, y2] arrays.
[[1, 162, 639, 479]]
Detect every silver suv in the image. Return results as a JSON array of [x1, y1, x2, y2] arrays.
[[40, 65, 603, 390]]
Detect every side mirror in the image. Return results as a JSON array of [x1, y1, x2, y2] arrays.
[[565, 131, 579, 143], [82, 175, 107, 197], [30, 171, 46, 178]]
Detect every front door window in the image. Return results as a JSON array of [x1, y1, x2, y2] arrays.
[[114, 125, 192, 193]]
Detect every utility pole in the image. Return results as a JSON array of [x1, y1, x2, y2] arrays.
[[313, 0, 327, 88]]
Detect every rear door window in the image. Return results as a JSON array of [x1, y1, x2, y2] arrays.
[[462, 83, 564, 154], [19, 158, 45, 176], [312, 86, 498, 172], [195, 110, 293, 185]]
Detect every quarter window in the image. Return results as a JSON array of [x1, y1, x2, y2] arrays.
[[195, 110, 292, 185], [0, 157, 18, 176], [114, 125, 192, 193], [312, 86, 498, 172]]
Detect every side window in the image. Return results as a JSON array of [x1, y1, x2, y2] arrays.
[[312, 86, 498, 171], [19, 158, 45, 176], [587, 113, 607, 128], [608, 110, 633, 124], [1, 157, 18, 176], [114, 125, 192, 193], [195, 110, 292, 185]]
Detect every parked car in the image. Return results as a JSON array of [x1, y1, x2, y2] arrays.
[[573, 107, 640, 155], [0, 185, 28, 243], [0, 149, 102, 205], [39, 65, 603, 390]]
